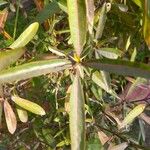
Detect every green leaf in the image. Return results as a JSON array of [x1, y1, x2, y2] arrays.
[[9, 22, 39, 49], [67, 0, 87, 56], [143, 0, 150, 49], [86, 0, 94, 35], [87, 138, 103, 150], [96, 48, 123, 59], [92, 71, 110, 93], [83, 58, 150, 79], [69, 72, 85, 150], [0, 48, 25, 70], [12, 95, 46, 116], [35, 1, 60, 23], [16, 108, 28, 123], [0, 59, 71, 83], [119, 104, 146, 129], [132, 0, 142, 8], [95, 3, 107, 40], [57, 0, 67, 13], [4, 100, 17, 134]]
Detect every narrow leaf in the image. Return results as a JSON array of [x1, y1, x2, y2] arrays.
[[4, 100, 17, 134], [108, 142, 128, 150], [67, 0, 87, 56], [57, 0, 67, 13], [98, 130, 109, 145], [69, 72, 85, 150], [119, 104, 146, 129], [86, 0, 94, 34], [16, 108, 28, 123], [143, 0, 150, 49], [12, 95, 45, 116], [0, 59, 71, 83], [92, 71, 110, 93], [0, 48, 25, 70], [0, 8, 8, 30], [9, 22, 39, 49], [96, 48, 123, 59], [83, 59, 150, 79], [95, 3, 107, 40]]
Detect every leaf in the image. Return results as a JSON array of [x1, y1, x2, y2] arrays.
[[98, 130, 110, 145], [119, 104, 146, 129], [108, 142, 128, 150], [87, 138, 103, 150], [4, 100, 17, 134], [0, 59, 71, 84], [117, 4, 128, 12], [48, 46, 66, 57], [57, 0, 67, 13], [95, 3, 107, 40], [69, 72, 85, 150], [16, 108, 28, 123], [132, 0, 142, 8], [0, 48, 25, 70], [83, 58, 150, 79], [92, 71, 111, 93], [0, 8, 8, 30], [143, 0, 150, 49], [125, 77, 150, 102], [35, 1, 60, 23], [67, 0, 87, 56], [9, 22, 39, 49], [140, 113, 150, 125], [12, 95, 46, 116], [42, 128, 56, 147], [86, 0, 94, 35], [95, 48, 123, 59]]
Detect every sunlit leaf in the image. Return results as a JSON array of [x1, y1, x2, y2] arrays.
[[98, 130, 109, 145], [57, 0, 67, 13], [132, 0, 142, 8], [69, 72, 85, 150], [83, 58, 150, 79], [0, 59, 71, 83], [67, 0, 87, 56], [0, 48, 25, 70], [16, 108, 28, 123], [119, 104, 146, 129], [108, 142, 128, 150], [4, 100, 17, 134], [86, 0, 94, 35], [95, 3, 107, 40], [9, 22, 39, 49], [117, 4, 128, 12], [0, 8, 8, 30], [12, 95, 46, 116], [96, 48, 123, 59], [92, 71, 111, 93]]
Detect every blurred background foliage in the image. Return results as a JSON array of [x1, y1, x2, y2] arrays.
[[0, 0, 150, 149]]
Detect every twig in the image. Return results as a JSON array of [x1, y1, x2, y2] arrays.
[[95, 123, 150, 150]]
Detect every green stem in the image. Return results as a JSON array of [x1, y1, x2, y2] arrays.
[[13, 0, 20, 40]]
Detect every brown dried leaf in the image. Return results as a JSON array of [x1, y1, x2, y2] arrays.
[[4, 100, 17, 134], [98, 130, 110, 145]]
